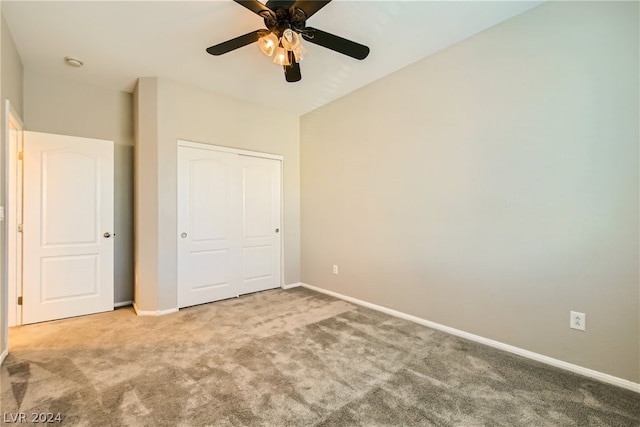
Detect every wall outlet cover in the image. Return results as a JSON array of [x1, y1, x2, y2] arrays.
[[570, 311, 586, 331]]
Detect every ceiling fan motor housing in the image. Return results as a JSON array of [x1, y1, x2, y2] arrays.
[[263, 0, 307, 36]]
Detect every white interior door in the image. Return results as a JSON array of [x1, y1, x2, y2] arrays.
[[177, 143, 282, 308], [240, 155, 281, 295], [177, 147, 242, 308], [23, 131, 114, 324]]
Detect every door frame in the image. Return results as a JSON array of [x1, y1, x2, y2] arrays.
[[2, 100, 24, 363], [176, 140, 285, 291], [5, 100, 23, 328]]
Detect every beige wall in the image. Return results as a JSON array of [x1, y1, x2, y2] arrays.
[[1, 10, 24, 360], [2, 15, 22, 118], [300, 1, 639, 382], [24, 70, 135, 304], [133, 77, 160, 311], [135, 77, 300, 311]]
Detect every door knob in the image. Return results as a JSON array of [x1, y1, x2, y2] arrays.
[[103, 232, 111, 238], [181, 232, 188, 238], [275, 228, 280, 233]]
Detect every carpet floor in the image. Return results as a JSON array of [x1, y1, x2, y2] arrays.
[[1, 287, 639, 426]]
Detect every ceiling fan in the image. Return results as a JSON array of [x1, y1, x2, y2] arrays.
[[206, 0, 370, 83]]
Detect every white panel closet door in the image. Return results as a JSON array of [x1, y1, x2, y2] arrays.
[[177, 145, 282, 308], [23, 131, 114, 324], [240, 155, 281, 295], [177, 147, 242, 308]]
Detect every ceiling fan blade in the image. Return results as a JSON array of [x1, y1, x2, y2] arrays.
[[290, 0, 331, 19], [302, 27, 369, 60], [206, 30, 262, 56], [284, 54, 301, 82], [234, 0, 276, 19]]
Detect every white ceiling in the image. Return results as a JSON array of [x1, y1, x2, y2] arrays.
[[2, 1, 542, 116]]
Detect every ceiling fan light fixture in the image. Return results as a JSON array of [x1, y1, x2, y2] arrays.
[[273, 45, 291, 66], [258, 32, 278, 56], [281, 28, 300, 51], [293, 44, 307, 63]]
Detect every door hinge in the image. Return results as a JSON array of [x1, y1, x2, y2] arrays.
[[17, 224, 23, 233], [18, 296, 23, 306], [18, 151, 23, 160]]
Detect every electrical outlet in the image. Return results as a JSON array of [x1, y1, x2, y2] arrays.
[[570, 311, 586, 331], [333, 264, 338, 275]]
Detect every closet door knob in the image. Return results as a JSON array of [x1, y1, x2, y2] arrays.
[[103, 232, 111, 238], [181, 232, 188, 238], [275, 228, 280, 233]]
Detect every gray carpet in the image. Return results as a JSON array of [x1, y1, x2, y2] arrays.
[[1, 287, 639, 426]]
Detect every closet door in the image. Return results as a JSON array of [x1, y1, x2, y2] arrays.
[[240, 155, 281, 295], [177, 147, 241, 308], [177, 144, 282, 308]]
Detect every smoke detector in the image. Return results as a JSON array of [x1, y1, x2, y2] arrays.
[[64, 57, 83, 68]]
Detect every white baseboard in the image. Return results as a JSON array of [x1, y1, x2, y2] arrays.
[[0, 348, 7, 365], [281, 282, 303, 290], [300, 283, 640, 394], [132, 302, 179, 316], [114, 300, 133, 308]]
